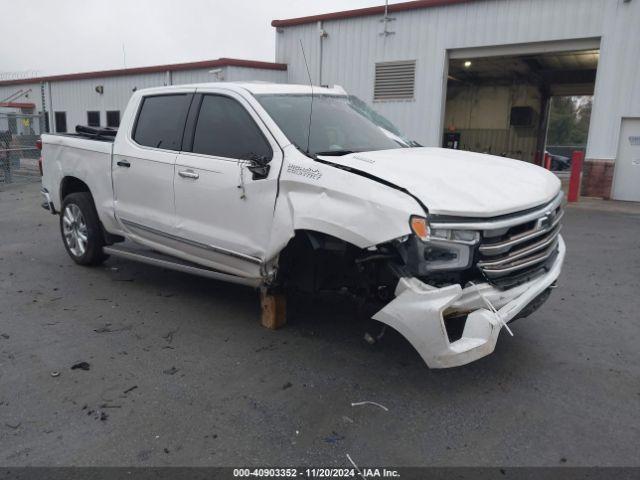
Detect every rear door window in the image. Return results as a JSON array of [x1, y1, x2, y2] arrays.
[[191, 95, 272, 160], [133, 94, 192, 151]]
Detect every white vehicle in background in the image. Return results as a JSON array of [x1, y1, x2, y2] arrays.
[[40, 82, 565, 368]]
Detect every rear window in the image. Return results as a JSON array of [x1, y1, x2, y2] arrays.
[[133, 94, 191, 151]]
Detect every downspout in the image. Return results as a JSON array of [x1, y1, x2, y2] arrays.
[[47, 81, 54, 133], [40, 82, 48, 133], [318, 21, 323, 86], [318, 20, 328, 86]]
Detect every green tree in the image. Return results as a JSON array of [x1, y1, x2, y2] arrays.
[[547, 96, 592, 146]]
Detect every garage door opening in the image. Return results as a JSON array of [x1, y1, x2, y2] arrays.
[[442, 48, 599, 177], [545, 95, 592, 172]]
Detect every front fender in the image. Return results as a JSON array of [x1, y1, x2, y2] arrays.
[[267, 152, 424, 258]]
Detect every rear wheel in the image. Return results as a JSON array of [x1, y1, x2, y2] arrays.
[[60, 192, 108, 265]]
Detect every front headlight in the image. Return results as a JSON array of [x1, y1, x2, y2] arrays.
[[430, 228, 479, 243], [407, 216, 480, 273]]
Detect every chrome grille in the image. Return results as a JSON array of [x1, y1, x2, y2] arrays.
[[477, 198, 563, 286]]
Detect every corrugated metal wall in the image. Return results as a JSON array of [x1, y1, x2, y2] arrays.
[[49, 72, 166, 131], [225, 66, 287, 83], [1, 67, 287, 133], [276, 0, 639, 164]]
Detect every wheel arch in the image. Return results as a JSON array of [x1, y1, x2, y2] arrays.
[[60, 176, 91, 203]]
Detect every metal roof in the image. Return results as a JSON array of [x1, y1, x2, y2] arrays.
[[0, 102, 36, 109], [0, 58, 287, 87], [271, 0, 478, 27]]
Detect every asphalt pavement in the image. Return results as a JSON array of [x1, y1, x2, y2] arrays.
[[1, 182, 639, 467]]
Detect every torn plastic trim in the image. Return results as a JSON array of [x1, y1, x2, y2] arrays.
[[373, 236, 565, 368]]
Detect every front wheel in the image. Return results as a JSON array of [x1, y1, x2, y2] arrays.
[[60, 192, 108, 265]]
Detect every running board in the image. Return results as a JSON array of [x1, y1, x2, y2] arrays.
[[103, 244, 262, 288]]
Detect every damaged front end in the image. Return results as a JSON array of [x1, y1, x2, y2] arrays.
[[374, 192, 566, 368]]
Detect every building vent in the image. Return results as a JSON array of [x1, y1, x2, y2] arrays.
[[374, 60, 416, 101]]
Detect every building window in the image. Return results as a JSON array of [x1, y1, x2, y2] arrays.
[[87, 111, 100, 127], [54, 112, 67, 133], [106, 110, 120, 128], [374, 60, 416, 101]]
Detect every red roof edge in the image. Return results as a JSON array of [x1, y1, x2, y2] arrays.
[[272, 0, 475, 27], [0, 58, 287, 87], [0, 102, 36, 109]]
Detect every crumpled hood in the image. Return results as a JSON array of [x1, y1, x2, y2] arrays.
[[317, 147, 561, 217]]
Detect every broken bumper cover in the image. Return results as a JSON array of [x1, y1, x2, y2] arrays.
[[373, 236, 566, 368]]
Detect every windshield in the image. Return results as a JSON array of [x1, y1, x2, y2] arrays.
[[256, 94, 412, 157]]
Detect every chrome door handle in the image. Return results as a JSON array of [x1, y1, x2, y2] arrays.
[[178, 169, 199, 179]]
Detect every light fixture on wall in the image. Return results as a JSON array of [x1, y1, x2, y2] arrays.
[[464, 61, 472, 68], [95, 85, 104, 94]]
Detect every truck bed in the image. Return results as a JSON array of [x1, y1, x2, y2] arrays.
[[40, 131, 117, 232]]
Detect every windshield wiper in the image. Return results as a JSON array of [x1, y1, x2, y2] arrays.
[[314, 150, 356, 157]]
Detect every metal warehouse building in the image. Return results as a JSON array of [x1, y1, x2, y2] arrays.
[[272, 0, 640, 201], [1, 0, 639, 201], [0, 58, 287, 132]]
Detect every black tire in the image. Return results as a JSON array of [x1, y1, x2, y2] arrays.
[[59, 192, 108, 266]]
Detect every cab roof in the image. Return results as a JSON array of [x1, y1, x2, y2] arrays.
[[135, 82, 347, 97]]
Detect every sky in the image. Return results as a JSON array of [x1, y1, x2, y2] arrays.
[[0, 0, 392, 78]]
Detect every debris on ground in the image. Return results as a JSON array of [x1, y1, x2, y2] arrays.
[[282, 381, 293, 390], [5, 422, 21, 430], [162, 328, 179, 344], [94, 324, 132, 333], [163, 366, 178, 375], [86, 408, 109, 421], [123, 385, 138, 394], [1, 333, 9, 339], [351, 401, 389, 412], [50, 371, 60, 377], [364, 326, 387, 345], [71, 361, 90, 371], [324, 431, 345, 445], [346, 453, 366, 480]]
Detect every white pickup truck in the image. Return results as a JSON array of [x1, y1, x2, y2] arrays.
[[40, 82, 565, 368]]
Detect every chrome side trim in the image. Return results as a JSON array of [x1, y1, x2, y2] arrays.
[[430, 192, 564, 231], [103, 245, 261, 287], [119, 218, 262, 265]]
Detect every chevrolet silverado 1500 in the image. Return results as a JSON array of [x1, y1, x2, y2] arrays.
[[40, 82, 565, 368]]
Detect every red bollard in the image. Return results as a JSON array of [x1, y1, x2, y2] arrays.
[[568, 151, 584, 202]]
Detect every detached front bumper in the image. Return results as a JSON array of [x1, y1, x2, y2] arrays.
[[373, 236, 566, 368]]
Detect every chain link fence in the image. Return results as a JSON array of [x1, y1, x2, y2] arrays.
[[0, 112, 45, 184]]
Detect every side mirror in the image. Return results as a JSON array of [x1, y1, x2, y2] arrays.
[[246, 153, 271, 180]]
